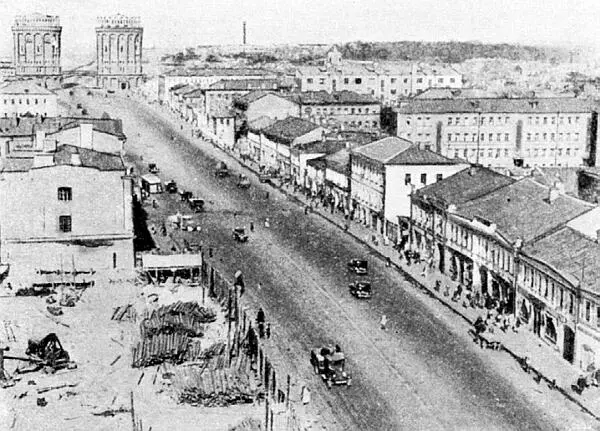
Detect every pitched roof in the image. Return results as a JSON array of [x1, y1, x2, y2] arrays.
[[324, 148, 351, 174], [236, 90, 276, 104], [352, 137, 412, 163], [288, 90, 379, 105], [456, 178, 593, 243], [414, 88, 497, 99], [248, 116, 277, 133], [524, 226, 600, 294], [0, 117, 126, 140], [395, 97, 595, 115], [0, 80, 55, 95], [164, 68, 276, 77], [414, 166, 516, 205], [262, 117, 321, 144], [386, 146, 463, 165], [1, 145, 124, 172]]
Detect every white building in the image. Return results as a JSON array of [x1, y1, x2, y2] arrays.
[[0, 81, 58, 117], [236, 91, 300, 123]]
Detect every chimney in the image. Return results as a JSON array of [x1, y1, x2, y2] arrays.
[[548, 187, 559, 203]]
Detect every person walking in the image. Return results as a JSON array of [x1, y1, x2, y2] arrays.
[[380, 314, 388, 331], [301, 385, 311, 405], [264, 218, 270, 228], [250, 221, 254, 232]]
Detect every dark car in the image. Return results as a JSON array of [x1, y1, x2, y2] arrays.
[[165, 180, 178, 193], [310, 345, 351, 388], [347, 259, 368, 275], [188, 198, 205, 213], [148, 163, 160, 174], [215, 161, 229, 178], [232, 227, 249, 242], [237, 175, 251, 189], [258, 174, 271, 184], [349, 281, 373, 299]]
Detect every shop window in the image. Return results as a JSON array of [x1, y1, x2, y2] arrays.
[[57, 187, 72, 201], [545, 315, 557, 344]]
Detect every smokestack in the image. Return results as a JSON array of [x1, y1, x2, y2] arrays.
[[243, 21, 247, 45]]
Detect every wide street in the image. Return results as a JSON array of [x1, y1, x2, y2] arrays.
[[71, 90, 596, 431]]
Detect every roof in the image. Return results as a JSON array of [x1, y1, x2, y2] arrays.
[[324, 148, 351, 174], [0, 117, 126, 140], [414, 88, 497, 99], [141, 174, 162, 184], [262, 117, 321, 145], [0, 81, 55, 95], [395, 97, 595, 115], [456, 178, 593, 243], [288, 90, 379, 106], [236, 90, 292, 105], [248, 116, 277, 133], [208, 79, 285, 91], [524, 226, 600, 294], [172, 84, 196, 95], [352, 137, 412, 163], [1, 145, 125, 172], [208, 102, 235, 118], [414, 166, 516, 205], [163, 68, 276, 77], [141, 253, 203, 270], [386, 146, 463, 165]]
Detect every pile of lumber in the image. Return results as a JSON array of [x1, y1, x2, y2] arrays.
[[112, 304, 137, 322], [140, 301, 215, 338], [132, 332, 190, 367], [229, 418, 263, 431], [174, 363, 261, 407], [158, 301, 217, 323]]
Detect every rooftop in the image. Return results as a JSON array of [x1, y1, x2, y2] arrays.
[[524, 226, 600, 294], [288, 90, 379, 105], [0, 117, 126, 140], [1, 144, 125, 173], [0, 81, 55, 95], [262, 117, 321, 145], [208, 102, 235, 118], [208, 79, 287, 91], [352, 137, 412, 163], [163, 68, 276, 78], [414, 88, 497, 99], [395, 97, 595, 115], [324, 148, 351, 174], [456, 178, 594, 243], [415, 166, 516, 205], [247, 116, 277, 133]]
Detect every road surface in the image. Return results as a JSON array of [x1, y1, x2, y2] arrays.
[[71, 91, 596, 431]]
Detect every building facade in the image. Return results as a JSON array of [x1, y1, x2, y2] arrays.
[[0, 81, 58, 117], [96, 15, 144, 90], [395, 98, 598, 168], [12, 14, 62, 87]]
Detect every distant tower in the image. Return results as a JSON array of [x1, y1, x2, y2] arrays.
[[243, 21, 247, 45], [96, 14, 144, 91], [12, 14, 62, 88]]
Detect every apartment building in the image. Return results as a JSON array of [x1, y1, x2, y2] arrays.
[[395, 98, 598, 168]]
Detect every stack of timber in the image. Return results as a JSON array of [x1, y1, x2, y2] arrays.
[[132, 332, 191, 367], [229, 417, 263, 431]]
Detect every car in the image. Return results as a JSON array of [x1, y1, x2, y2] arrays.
[[215, 161, 229, 178], [148, 163, 160, 174], [347, 259, 368, 275], [165, 180, 178, 193], [188, 198, 205, 213], [310, 345, 351, 388], [258, 174, 271, 184], [349, 281, 373, 299], [232, 227, 249, 242], [237, 175, 251, 189]]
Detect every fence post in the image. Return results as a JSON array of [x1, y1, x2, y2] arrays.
[[286, 374, 291, 409]]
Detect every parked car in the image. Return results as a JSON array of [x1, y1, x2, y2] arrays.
[[232, 227, 249, 242], [349, 281, 373, 299], [215, 161, 229, 178], [310, 345, 351, 388], [165, 180, 178, 193], [188, 198, 205, 213], [148, 163, 160, 174], [258, 174, 271, 184], [237, 175, 251, 189], [347, 259, 368, 275]]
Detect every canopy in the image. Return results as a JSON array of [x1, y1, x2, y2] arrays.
[[141, 253, 203, 270], [141, 174, 162, 185]]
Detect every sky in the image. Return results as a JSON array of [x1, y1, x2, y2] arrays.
[[0, 0, 598, 64]]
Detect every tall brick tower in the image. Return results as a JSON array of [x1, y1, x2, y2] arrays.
[[12, 14, 62, 88], [96, 14, 143, 91]]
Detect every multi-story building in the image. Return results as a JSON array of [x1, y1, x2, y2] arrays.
[[0, 143, 134, 279], [395, 98, 598, 168], [0, 81, 58, 118], [96, 15, 144, 90], [158, 68, 279, 102], [289, 90, 381, 131], [296, 47, 462, 104], [350, 136, 467, 237], [12, 14, 62, 88]]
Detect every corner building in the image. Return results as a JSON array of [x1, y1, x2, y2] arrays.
[[96, 15, 143, 90]]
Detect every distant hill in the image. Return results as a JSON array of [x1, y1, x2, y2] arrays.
[[338, 41, 572, 63]]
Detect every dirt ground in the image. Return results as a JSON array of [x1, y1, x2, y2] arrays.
[[0, 276, 262, 431]]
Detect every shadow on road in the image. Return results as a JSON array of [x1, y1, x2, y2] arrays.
[[133, 199, 155, 252]]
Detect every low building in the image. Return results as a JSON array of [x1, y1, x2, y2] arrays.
[[289, 90, 381, 131], [0, 81, 58, 117], [204, 102, 236, 151], [235, 91, 300, 123], [395, 97, 597, 168], [351, 136, 467, 238], [0, 144, 134, 279]]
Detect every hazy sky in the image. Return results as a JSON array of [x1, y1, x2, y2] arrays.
[[0, 0, 597, 62]]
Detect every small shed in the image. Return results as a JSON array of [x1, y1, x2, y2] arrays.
[[141, 174, 163, 194], [141, 253, 203, 281]]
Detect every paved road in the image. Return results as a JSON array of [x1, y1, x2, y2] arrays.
[[73, 91, 595, 431]]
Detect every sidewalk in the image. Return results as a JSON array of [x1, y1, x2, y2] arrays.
[[143, 96, 600, 421]]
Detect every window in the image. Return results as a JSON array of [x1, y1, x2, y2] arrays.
[[586, 301, 591, 322], [355, 78, 362, 84], [447, 117, 452, 125], [575, 133, 580, 141], [57, 187, 72, 201], [404, 173, 411, 185], [545, 315, 557, 343], [416, 78, 423, 84], [447, 133, 452, 142], [391, 78, 397, 84], [306, 78, 313, 84], [436, 174, 443, 182], [569, 293, 574, 314], [420, 173, 427, 184], [488, 133, 493, 141], [504, 133, 509, 141], [59, 215, 72, 233], [344, 78, 349, 84], [450, 78, 455, 83], [438, 78, 443, 84], [319, 78, 325, 85], [543, 117, 548, 124], [597, 306, 600, 327], [390, 89, 397, 95]]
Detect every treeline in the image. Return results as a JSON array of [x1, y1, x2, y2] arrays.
[[339, 41, 571, 63]]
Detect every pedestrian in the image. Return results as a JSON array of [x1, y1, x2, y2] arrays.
[[265, 191, 269, 199], [304, 205, 309, 215], [343, 223, 349, 232], [522, 355, 531, 374], [257, 282, 262, 291], [301, 385, 311, 405], [266, 323, 271, 339], [380, 314, 388, 330], [264, 218, 270, 228], [386, 256, 392, 267], [250, 221, 254, 232]]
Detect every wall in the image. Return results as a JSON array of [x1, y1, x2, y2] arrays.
[[0, 92, 58, 117], [52, 127, 124, 154]]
